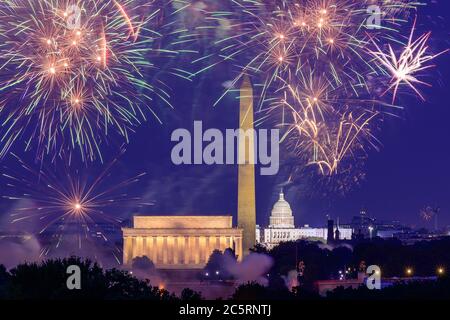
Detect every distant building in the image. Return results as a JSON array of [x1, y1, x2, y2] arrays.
[[350, 210, 376, 238], [255, 225, 261, 243], [376, 229, 404, 239], [347, 208, 415, 240], [257, 191, 352, 249]]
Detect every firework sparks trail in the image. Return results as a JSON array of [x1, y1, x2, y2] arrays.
[[0, 0, 191, 162], [1, 152, 152, 258], [369, 18, 449, 103], [275, 77, 380, 176], [202, 0, 423, 106], [199, 0, 446, 190]]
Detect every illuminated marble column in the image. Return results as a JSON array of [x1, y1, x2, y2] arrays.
[[228, 236, 233, 250], [210, 236, 218, 255], [199, 236, 206, 264], [136, 236, 144, 257], [184, 236, 190, 265], [220, 236, 227, 251], [177, 236, 184, 265], [194, 236, 200, 265], [156, 236, 164, 264], [146, 236, 153, 261], [189, 236, 196, 265], [131, 237, 137, 259], [215, 236, 221, 250], [205, 236, 211, 262], [168, 236, 175, 265], [123, 236, 132, 265], [151, 237, 157, 263], [235, 237, 243, 261], [142, 237, 148, 258], [162, 236, 168, 264], [212, 236, 218, 253]]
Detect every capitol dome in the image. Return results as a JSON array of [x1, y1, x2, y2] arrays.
[[269, 190, 295, 228]]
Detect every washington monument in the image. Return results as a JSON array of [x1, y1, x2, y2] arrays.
[[237, 75, 256, 257]]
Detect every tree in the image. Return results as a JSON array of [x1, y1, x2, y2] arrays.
[[131, 256, 157, 280], [326, 276, 450, 300], [0, 264, 10, 299], [132, 256, 156, 271], [180, 288, 203, 301], [232, 282, 294, 300], [5, 257, 178, 300], [203, 249, 236, 281]]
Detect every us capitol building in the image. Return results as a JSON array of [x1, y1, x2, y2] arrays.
[[256, 190, 352, 249]]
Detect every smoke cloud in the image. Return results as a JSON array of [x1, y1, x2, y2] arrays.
[[0, 234, 42, 269], [224, 253, 273, 285]]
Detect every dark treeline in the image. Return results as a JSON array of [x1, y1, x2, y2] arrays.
[[1, 257, 449, 300], [203, 237, 450, 289], [231, 277, 450, 300], [253, 237, 450, 287], [0, 257, 201, 300], [1, 238, 450, 299]]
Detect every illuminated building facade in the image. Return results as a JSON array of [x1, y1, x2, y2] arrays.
[[122, 216, 243, 269], [258, 191, 353, 248]]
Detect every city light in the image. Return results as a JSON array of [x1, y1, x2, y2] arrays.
[[437, 267, 445, 275], [368, 226, 374, 240], [406, 268, 413, 276]]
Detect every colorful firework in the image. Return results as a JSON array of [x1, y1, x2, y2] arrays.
[[420, 206, 439, 221], [275, 77, 381, 176], [420, 205, 440, 231], [369, 18, 449, 102], [203, 0, 425, 105], [200, 0, 445, 191], [1, 152, 151, 261], [0, 0, 191, 162]]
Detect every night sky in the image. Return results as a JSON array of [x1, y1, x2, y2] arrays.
[[1, 0, 449, 233]]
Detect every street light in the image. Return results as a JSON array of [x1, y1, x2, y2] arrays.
[[437, 267, 445, 276], [406, 268, 413, 276], [368, 226, 374, 240]]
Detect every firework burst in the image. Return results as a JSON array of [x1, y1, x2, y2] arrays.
[[201, 0, 445, 192], [0, 0, 190, 162], [1, 152, 151, 260], [275, 75, 381, 176], [204, 0, 424, 106], [369, 18, 449, 102]]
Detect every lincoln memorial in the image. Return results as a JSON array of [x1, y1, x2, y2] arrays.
[[122, 216, 243, 269]]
